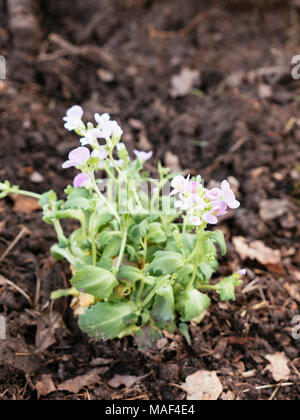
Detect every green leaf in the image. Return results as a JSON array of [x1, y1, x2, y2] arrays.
[[94, 214, 112, 232], [149, 251, 184, 275], [134, 326, 163, 351], [129, 219, 148, 244], [71, 265, 118, 299], [151, 285, 175, 326], [63, 188, 92, 211], [51, 244, 75, 265], [51, 287, 79, 300], [199, 262, 215, 282], [101, 236, 122, 259], [203, 230, 227, 256], [39, 190, 57, 207], [176, 289, 211, 322], [97, 258, 114, 271], [216, 275, 243, 302], [181, 234, 197, 255], [79, 301, 138, 340], [118, 266, 144, 283], [179, 323, 192, 345], [147, 223, 167, 244]]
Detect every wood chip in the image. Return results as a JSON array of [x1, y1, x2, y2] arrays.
[[182, 370, 223, 400], [170, 67, 200, 98], [265, 352, 291, 382]]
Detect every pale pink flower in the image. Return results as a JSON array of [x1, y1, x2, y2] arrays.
[[134, 150, 153, 162], [73, 173, 91, 188], [62, 147, 90, 169], [170, 175, 189, 196], [221, 180, 240, 209], [238, 269, 247, 276], [204, 202, 228, 225]]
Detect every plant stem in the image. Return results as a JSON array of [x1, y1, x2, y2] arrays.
[[113, 223, 128, 275], [91, 172, 120, 223], [141, 275, 169, 308], [136, 279, 145, 302], [14, 189, 42, 200], [198, 284, 217, 290], [186, 264, 198, 291], [90, 212, 97, 266], [185, 228, 203, 263]]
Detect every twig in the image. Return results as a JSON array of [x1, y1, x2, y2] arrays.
[[38, 33, 120, 72], [0, 226, 29, 263], [0, 275, 32, 305], [148, 12, 203, 39], [242, 382, 294, 393]]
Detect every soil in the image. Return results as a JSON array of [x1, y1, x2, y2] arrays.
[[0, 0, 300, 400]]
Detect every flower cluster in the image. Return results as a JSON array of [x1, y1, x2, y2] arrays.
[[171, 176, 240, 226], [62, 106, 152, 188]]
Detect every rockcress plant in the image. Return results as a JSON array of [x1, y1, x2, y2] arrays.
[[0, 106, 245, 343]]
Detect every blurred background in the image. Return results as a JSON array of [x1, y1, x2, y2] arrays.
[[0, 0, 299, 400]]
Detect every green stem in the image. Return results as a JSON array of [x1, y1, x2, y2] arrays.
[[105, 167, 118, 184], [13, 189, 42, 200], [141, 275, 169, 308], [108, 152, 121, 175], [136, 280, 145, 302], [53, 219, 67, 244], [91, 172, 120, 223], [185, 227, 204, 263], [90, 213, 97, 266], [113, 223, 128, 275], [198, 284, 217, 291]]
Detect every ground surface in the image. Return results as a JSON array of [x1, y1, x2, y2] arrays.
[[0, 0, 300, 400]]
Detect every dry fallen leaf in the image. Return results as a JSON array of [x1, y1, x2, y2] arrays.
[[232, 236, 283, 273], [36, 374, 56, 397], [259, 199, 289, 221], [170, 67, 200, 98], [265, 352, 291, 382], [108, 373, 147, 389], [12, 195, 41, 214], [182, 370, 223, 400], [35, 311, 64, 353], [57, 368, 105, 393]]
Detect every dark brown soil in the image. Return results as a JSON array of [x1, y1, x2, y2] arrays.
[[0, 0, 300, 400]]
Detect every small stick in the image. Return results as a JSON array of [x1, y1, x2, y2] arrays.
[[0, 275, 32, 305], [0, 226, 29, 263], [242, 382, 294, 393]]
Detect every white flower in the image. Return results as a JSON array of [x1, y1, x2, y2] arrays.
[[100, 120, 123, 139], [95, 113, 110, 126], [80, 128, 102, 146], [91, 146, 109, 160], [63, 106, 84, 131], [190, 216, 202, 226], [134, 150, 153, 162], [170, 175, 189, 196]]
